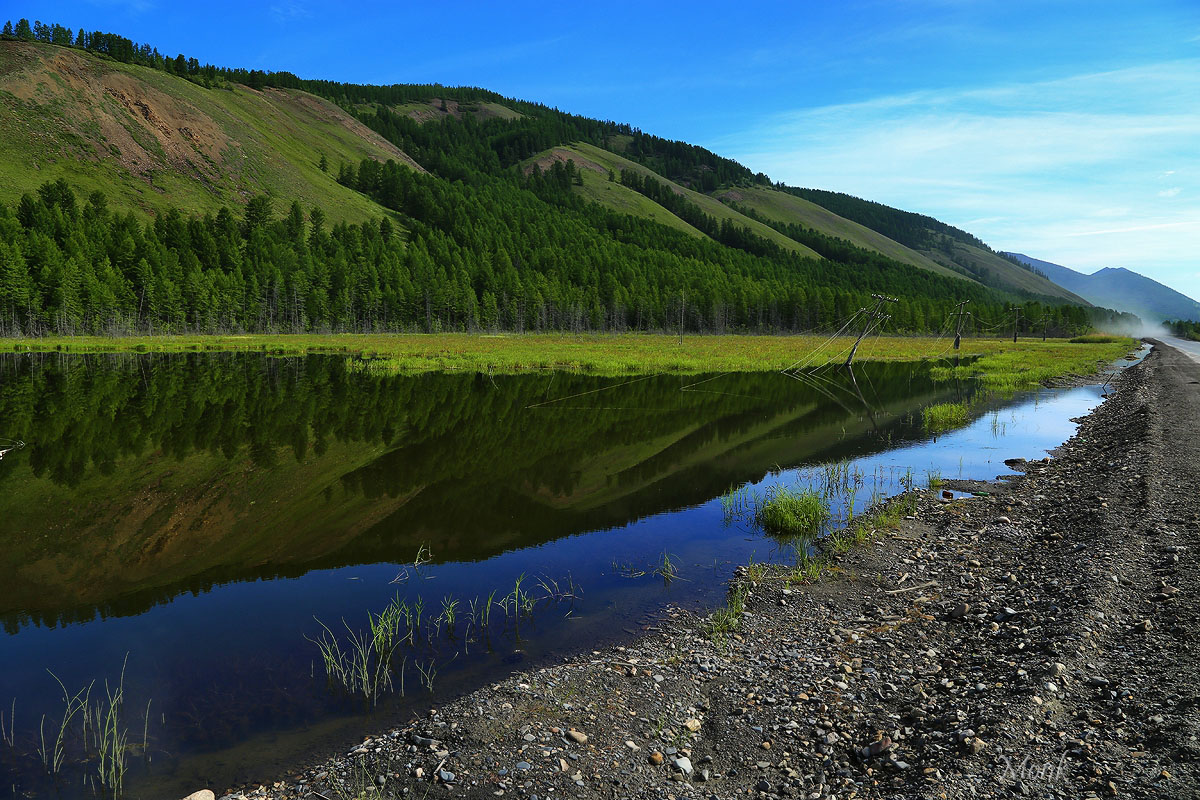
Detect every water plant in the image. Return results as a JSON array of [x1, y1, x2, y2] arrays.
[[705, 582, 749, 645], [35, 658, 139, 795], [921, 401, 969, 434], [310, 613, 399, 704], [652, 551, 682, 584], [719, 483, 753, 522], [925, 469, 943, 491], [1, 698, 14, 747], [415, 659, 437, 692], [754, 486, 831, 538]]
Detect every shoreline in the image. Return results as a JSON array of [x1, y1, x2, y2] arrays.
[[211, 341, 1198, 799], [0, 333, 1136, 382]]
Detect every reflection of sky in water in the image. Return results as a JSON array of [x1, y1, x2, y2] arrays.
[[0, 372, 1118, 798]]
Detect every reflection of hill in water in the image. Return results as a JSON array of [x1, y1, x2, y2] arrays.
[[0, 353, 961, 630]]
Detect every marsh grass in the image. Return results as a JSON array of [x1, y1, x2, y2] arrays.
[[310, 614, 399, 704], [3, 333, 1138, 379], [930, 337, 1136, 392], [921, 401, 969, 434], [754, 486, 832, 538], [34, 658, 139, 795]]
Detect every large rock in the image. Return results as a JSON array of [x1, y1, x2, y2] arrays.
[[180, 792, 215, 800]]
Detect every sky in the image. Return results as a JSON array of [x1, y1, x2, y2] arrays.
[[15, 0, 1200, 298]]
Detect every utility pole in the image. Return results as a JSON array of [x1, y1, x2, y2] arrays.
[[845, 294, 896, 367], [1010, 305, 1023, 343], [951, 300, 971, 350]]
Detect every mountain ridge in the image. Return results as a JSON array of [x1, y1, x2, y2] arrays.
[[1006, 252, 1200, 323]]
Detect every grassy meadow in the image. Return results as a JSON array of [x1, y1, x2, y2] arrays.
[[2, 332, 1139, 388]]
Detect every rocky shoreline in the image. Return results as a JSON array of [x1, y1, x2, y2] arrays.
[[219, 341, 1200, 800]]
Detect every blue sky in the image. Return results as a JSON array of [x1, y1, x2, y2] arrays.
[[15, 0, 1200, 298]]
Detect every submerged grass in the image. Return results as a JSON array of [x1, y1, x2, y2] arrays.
[[0, 333, 1138, 378]]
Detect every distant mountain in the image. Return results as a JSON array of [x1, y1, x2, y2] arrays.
[[1006, 253, 1200, 323]]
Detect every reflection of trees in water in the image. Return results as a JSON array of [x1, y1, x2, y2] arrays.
[[0, 353, 952, 630], [0, 353, 934, 493]]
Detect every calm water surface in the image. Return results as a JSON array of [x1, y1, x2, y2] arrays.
[[0, 352, 1118, 797]]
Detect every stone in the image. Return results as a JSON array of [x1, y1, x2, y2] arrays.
[[673, 756, 693, 776], [566, 729, 588, 744], [439, 770, 456, 783], [864, 736, 892, 758], [180, 792, 215, 800], [649, 751, 664, 766], [516, 761, 531, 771], [685, 718, 702, 732]]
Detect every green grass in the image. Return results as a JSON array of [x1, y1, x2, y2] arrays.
[[1069, 333, 1127, 343], [542, 142, 822, 259], [754, 486, 831, 537], [1, 332, 1140, 379], [0, 41, 410, 225], [921, 401, 969, 434], [929, 337, 1137, 391], [715, 184, 962, 279]]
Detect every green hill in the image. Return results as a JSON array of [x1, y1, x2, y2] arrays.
[[0, 40, 420, 222], [712, 185, 964, 280], [0, 28, 1135, 339], [526, 142, 823, 259], [782, 187, 1089, 303]]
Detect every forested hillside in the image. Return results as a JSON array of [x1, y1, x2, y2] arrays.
[[784, 188, 1087, 301], [0, 19, 1134, 338]]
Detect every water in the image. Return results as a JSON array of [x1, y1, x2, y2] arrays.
[[0, 352, 1116, 797]]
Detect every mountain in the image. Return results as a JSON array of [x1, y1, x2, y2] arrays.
[[0, 25, 1133, 339], [1006, 253, 1200, 323]]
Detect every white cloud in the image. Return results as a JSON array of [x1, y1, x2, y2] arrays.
[[270, 1, 312, 21], [715, 59, 1200, 298]]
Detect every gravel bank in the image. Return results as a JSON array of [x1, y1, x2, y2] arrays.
[[220, 341, 1200, 800]]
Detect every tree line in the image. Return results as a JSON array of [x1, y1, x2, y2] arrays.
[[0, 175, 1131, 337]]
